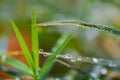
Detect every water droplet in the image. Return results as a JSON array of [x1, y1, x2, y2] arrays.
[[70, 59, 76, 62], [109, 62, 116, 67], [101, 68, 107, 75], [43, 54, 49, 57], [92, 58, 98, 63], [38, 49, 44, 54], [77, 56, 82, 61], [64, 54, 72, 59]]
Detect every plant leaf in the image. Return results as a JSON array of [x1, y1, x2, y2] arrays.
[[5, 57, 33, 76], [38, 31, 76, 79], [10, 20, 35, 71], [56, 59, 96, 80], [36, 20, 120, 36], [31, 9, 39, 73], [73, 67, 95, 80]]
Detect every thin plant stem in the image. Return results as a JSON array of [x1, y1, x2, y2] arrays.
[[35, 20, 120, 36]]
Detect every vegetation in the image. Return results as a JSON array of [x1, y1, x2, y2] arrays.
[[0, 0, 120, 80]]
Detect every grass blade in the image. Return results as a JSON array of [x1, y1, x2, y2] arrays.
[[10, 20, 35, 71], [36, 20, 120, 36], [38, 31, 76, 79], [73, 67, 95, 80], [31, 9, 39, 74], [56, 59, 96, 80], [5, 57, 33, 76]]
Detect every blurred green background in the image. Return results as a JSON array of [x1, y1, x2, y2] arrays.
[[1, 0, 120, 80]]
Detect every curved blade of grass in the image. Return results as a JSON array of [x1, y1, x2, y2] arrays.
[[38, 30, 78, 79], [10, 20, 35, 71], [0, 65, 22, 75], [5, 57, 33, 76], [39, 51, 120, 67], [73, 68, 96, 80], [36, 20, 120, 36], [31, 9, 39, 74], [56, 59, 96, 80]]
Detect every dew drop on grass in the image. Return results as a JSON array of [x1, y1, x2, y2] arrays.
[[77, 56, 82, 61], [64, 54, 72, 59], [64, 54, 76, 62], [109, 62, 117, 67], [92, 58, 98, 63], [38, 49, 44, 54], [70, 58, 76, 62]]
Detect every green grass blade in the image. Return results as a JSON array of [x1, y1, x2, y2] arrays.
[[73, 67, 95, 80], [36, 20, 120, 36], [38, 31, 76, 79], [56, 59, 96, 80], [31, 9, 39, 73], [5, 57, 33, 76], [10, 20, 35, 71]]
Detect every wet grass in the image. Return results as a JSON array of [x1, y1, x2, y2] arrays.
[[2, 11, 120, 80]]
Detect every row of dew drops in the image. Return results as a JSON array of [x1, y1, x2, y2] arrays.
[[38, 49, 120, 68]]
